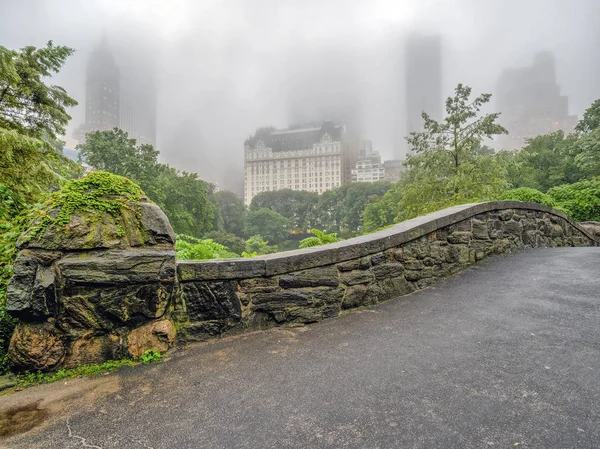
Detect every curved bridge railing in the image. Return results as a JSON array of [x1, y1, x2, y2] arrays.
[[7, 201, 598, 371]]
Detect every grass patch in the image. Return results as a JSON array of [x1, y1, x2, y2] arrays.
[[12, 349, 165, 389]]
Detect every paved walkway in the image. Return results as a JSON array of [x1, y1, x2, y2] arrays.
[[2, 248, 599, 448]]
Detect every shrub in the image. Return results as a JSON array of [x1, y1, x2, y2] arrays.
[[299, 229, 341, 248], [500, 187, 556, 207], [203, 231, 246, 255], [175, 234, 239, 260], [547, 180, 600, 222]]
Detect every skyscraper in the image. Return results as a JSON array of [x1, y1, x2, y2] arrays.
[[496, 52, 577, 149], [119, 56, 157, 147], [402, 34, 443, 156], [75, 39, 157, 148], [74, 41, 120, 141]]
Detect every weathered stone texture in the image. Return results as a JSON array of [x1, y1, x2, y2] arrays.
[[7, 198, 177, 371], [176, 207, 597, 342], [7, 201, 599, 372]]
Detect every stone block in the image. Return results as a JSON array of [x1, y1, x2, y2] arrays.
[[471, 219, 489, 240], [371, 263, 405, 280], [58, 249, 176, 285], [504, 219, 524, 236], [8, 322, 67, 372], [178, 320, 237, 342], [447, 231, 472, 244], [238, 277, 280, 293], [370, 252, 388, 266], [251, 289, 312, 310], [342, 284, 370, 309], [182, 281, 241, 321], [127, 319, 175, 359], [279, 267, 339, 288], [67, 333, 122, 368], [340, 269, 374, 286]]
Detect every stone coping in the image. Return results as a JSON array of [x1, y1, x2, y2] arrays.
[[177, 201, 598, 281]]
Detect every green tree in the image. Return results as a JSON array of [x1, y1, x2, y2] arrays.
[[315, 182, 392, 235], [211, 190, 246, 237], [203, 230, 246, 255], [245, 235, 276, 256], [500, 187, 556, 207], [250, 189, 319, 231], [77, 128, 159, 187], [506, 131, 583, 191], [362, 183, 403, 233], [77, 128, 215, 237], [298, 228, 341, 248], [0, 41, 81, 373], [399, 84, 509, 219], [547, 180, 600, 222], [575, 99, 600, 134], [0, 41, 77, 139], [245, 208, 290, 244]]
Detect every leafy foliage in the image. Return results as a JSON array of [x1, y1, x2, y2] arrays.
[[316, 182, 392, 235], [250, 182, 392, 236], [397, 84, 508, 220], [244, 235, 276, 255], [211, 190, 246, 237], [504, 131, 583, 192], [298, 229, 341, 248], [0, 41, 77, 139], [0, 127, 82, 203], [500, 187, 556, 207], [250, 189, 319, 231], [362, 183, 402, 233], [0, 42, 81, 374], [245, 208, 290, 244], [575, 99, 600, 135], [77, 128, 215, 237], [175, 234, 239, 260], [140, 349, 163, 365], [23, 171, 143, 242], [547, 180, 600, 222], [203, 231, 246, 255]]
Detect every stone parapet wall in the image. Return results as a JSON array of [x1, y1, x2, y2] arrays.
[[175, 202, 598, 342], [7, 200, 598, 371]]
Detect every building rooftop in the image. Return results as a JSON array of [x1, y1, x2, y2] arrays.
[[245, 121, 343, 152]]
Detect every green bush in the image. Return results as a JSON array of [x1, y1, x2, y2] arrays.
[[500, 187, 556, 207], [299, 229, 341, 248], [140, 349, 162, 365], [175, 234, 239, 260], [203, 231, 246, 255], [547, 180, 600, 222]]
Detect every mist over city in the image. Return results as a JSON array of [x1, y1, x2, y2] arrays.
[[4, 1, 600, 443], [1, 0, 599, 194]]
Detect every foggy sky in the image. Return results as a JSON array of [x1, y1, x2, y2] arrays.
[[1, 0, 599, 193]]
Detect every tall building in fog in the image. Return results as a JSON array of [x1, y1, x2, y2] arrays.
[[74, 41, 120, 141], [402, 34, 443, 156], [75, 40, 156, 147], [119, 57, 157, 147], [243, 122, 346, 205], [496, 52, 577, 149]]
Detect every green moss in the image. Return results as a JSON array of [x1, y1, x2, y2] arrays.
[[25, 171, 144, 241]]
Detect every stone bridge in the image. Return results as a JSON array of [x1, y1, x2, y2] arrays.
[[6, 200, 599, 371]]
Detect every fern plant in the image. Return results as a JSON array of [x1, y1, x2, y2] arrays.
[[299, 228, 341, 248], [175, 234, 239, 260]]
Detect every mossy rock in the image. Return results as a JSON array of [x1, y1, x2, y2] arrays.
[[17, 171, 174, 250]]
